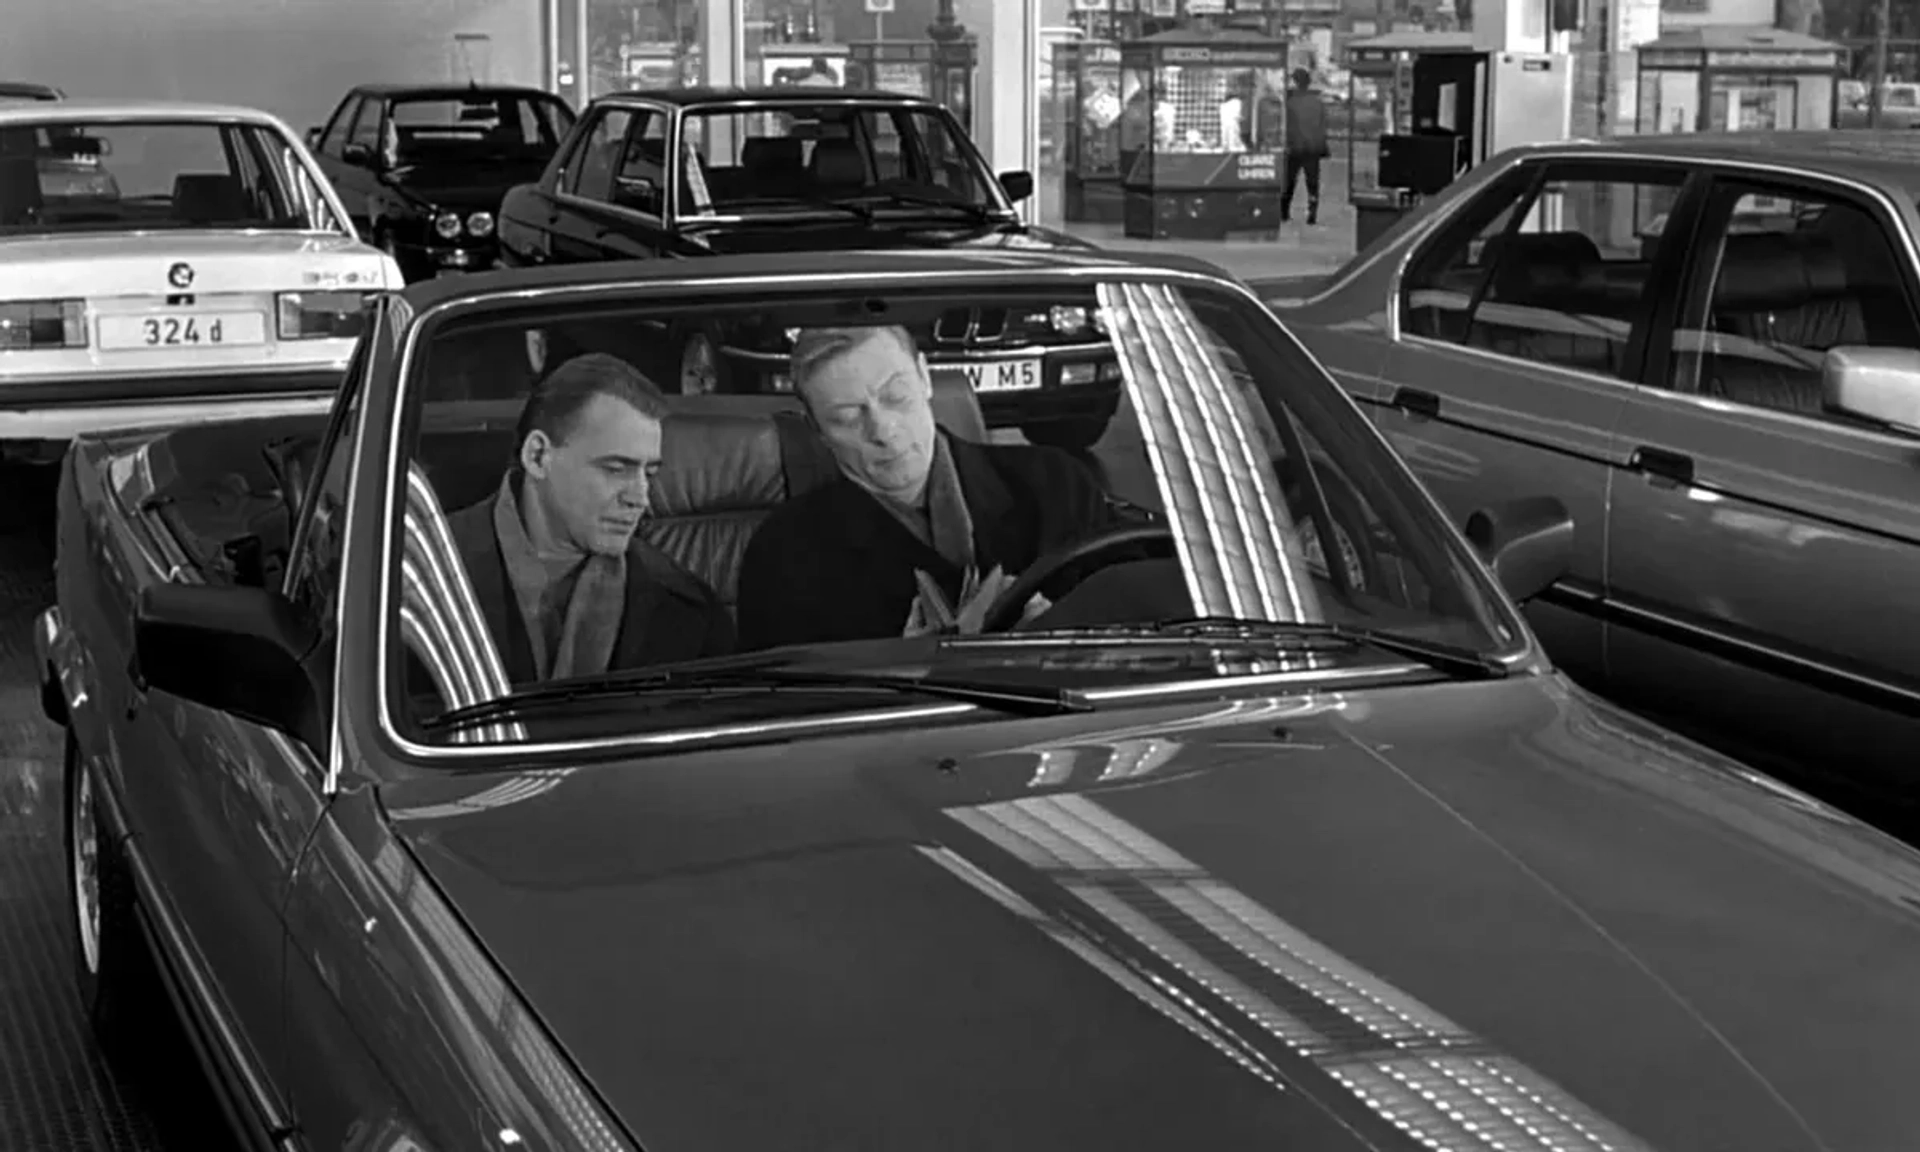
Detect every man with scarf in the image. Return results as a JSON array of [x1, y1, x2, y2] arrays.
[[734, 325, 1125, 651], [448, 352, 734, 685]]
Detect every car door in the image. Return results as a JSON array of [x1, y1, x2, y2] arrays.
[[542, 103, 669, 264], [111, 337, 377, 1142], [1376, 157, 1697, 683], [1604, 169, 1920, 797]]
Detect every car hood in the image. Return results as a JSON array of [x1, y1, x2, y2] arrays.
[[383, 160, 547, 211], [685, 218, 1095, 257], [383, 675, 1920, 1151]]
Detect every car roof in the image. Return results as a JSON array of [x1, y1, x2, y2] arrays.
[[396, 248, 1238, 312], [595, 87, 940, 109], [0, 98, 286, 126], [351, 83, 566, 101], [1520, 130, 1920, 202]]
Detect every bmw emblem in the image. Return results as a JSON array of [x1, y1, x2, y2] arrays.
[[167, 262, 194, 290]]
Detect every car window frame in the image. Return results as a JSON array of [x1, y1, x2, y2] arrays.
[[316, 94, 358, 157], [556, 101, 669, 219], [1397, 155, 1706, 389], [1645, 165, 1920, 437], [344, 96, 384, 154]]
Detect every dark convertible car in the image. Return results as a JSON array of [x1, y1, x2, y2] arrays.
[[497, 87, 1118, 448], [37, 250, 1920, 1151], [308, 84, 576, 282]]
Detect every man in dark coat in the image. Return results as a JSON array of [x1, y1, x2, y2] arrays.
[[447, 352, 734, 686], [734, 324, 1123, 651], [1281, 67, 1331, 225]]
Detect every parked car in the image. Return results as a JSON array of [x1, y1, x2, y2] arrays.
[[1253, 130, 1920, 801], [0, 81, 63, 102], [496, 87, 1115, 449], [0, 99, 400, 464], [36, 249, 1920, 1152], [308, 84, 576, 282]]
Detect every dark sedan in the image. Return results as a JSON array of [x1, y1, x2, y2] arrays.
[[35, 248, 1920, 1152], [308, 84, 575, 281], [498, 87, 1117, 448]]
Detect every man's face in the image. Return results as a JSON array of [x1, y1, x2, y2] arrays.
[[521, 392, 663, 556], [802, 332, 938, 503]]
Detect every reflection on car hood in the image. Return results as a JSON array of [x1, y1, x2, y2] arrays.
[[691, 219, 1095, 257], [383, 676, 1920, 1151], [384, 161, 547, 210]]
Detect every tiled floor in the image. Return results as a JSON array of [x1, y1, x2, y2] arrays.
[[0, 470, 233, 1152]]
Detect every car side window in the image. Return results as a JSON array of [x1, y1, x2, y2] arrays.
[[610, 112, 669, 216], [317, 97, 356, 156], [564, 107, 640, 201], [1665, 179, 1920, 427], [346, 98, 382, 152], [1400, 161, 1688, 381]]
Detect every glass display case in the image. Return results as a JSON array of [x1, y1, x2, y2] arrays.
[[1057, 38, 1125, 224], [1635, 28, 1844, 135], [1340, 31, 1477, 252], [1117, 26, 1288, 241], [848, 37, 976, 132]]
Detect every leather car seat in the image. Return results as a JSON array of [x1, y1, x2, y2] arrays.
[[1701, 233, 1864, 415], [173, 174, 251, 224], [808, 137, 868, 193], [742, 137, 805, 197], [929, 369, 989, 442], [1467, 231, 1619, 373]]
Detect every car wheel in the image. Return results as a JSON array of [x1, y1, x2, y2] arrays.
[[679, 329, 723, 395], [66, 734, 152, 1050]]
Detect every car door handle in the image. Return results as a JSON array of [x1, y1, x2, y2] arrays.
[[1391, 386, 1440, 419], [1629, 445, 1694, 486]]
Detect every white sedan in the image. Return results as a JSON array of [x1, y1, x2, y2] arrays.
[[0, 99, 402, 460]]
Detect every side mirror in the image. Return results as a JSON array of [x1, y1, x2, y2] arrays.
[[1823, 345, 1920, 433], [1463, 495, 1574, 606], [134, 583, 325, 748], [306, 126, 323, 146], [999, 169, 1034, 204], [341, 142, 374, 167]]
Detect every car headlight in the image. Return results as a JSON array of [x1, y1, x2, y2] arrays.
[[433, 211, 462, 239], [276, 291, 375, 340], [466, 211, 494, 237]]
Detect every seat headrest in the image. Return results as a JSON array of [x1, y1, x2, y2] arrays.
[[1712, 233, 1848, 312], [650, 411, 787, 518], [809, 138, 867, 188], [929, 370, 988, 442], [1483, 230, 1601, 295], [743, 136, 804, 172], [173, 173, 249, 224]]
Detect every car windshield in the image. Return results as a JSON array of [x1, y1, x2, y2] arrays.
[[379, 271, 1527, 749], [387, 94, 573, 165], [677, 103, 997, 217], [0, 118, 340, 234]]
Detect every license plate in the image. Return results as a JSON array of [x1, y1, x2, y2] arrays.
[[952, 358, 1044, 393], [98, 312, 267, 351]]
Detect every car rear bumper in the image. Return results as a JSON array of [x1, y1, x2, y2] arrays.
[[0, 367, 342, 451]]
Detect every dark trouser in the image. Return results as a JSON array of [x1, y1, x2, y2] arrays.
[[1281, 153, 1323, 221]]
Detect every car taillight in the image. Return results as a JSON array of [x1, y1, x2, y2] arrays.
[[276, 291, 373, 340], [0, 299, 86, 350]]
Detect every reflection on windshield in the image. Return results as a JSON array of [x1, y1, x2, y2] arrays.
[[383, 275, 1519, 747], [0, 119, 335, 233]]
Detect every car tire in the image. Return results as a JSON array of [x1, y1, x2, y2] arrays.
[[65, 733, 154, 1054]]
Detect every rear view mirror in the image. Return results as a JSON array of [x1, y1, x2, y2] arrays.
[[134, 583, 325, 749], [1463, 496, 1574, 606], [1824, 345, 1920, 433], [306, 126, 322, 146], [999, 169, 1034, 204]]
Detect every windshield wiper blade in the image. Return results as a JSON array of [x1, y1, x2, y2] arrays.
[[718, 195, 873, 224], [1147, 617, 1511, 680], [419, 661, 1091, 734], [840, 191, 993, 221]]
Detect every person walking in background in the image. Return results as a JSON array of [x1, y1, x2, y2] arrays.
[[1281, 68, 1330, 225]]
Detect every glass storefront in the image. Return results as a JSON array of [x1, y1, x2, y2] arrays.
[[546, 0, 1353, 280]]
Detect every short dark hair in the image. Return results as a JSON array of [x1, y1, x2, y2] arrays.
[[515, 352, 670, 450], [1291, 68, 1312, 89]]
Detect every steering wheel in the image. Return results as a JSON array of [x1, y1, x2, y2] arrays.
[[981, 524, 1177, 634]]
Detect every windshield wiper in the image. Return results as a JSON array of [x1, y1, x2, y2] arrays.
[[419, 660, 1091, 735], [1030, 616, 1510, 681], [715, 195, 873, 224], [836, 190, 994, 222]]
